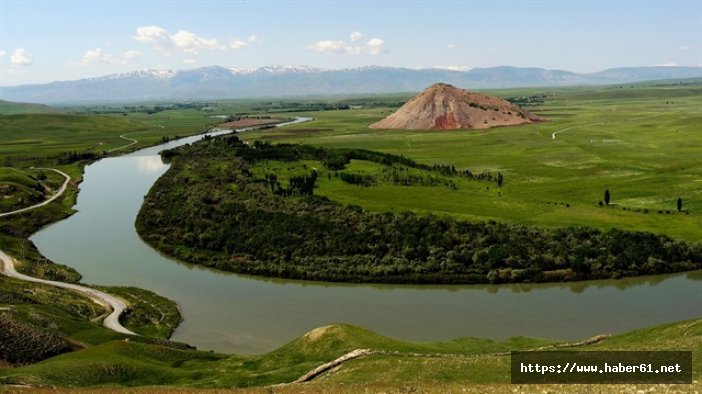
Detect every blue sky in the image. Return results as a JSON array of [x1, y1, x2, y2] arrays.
[[1, 0, 700, 85]]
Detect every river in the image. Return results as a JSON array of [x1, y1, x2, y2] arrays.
[[30, 119, 702, 354]]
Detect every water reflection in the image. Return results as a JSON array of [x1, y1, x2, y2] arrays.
[[136, 155, 167, 173], [160, 246, 698, 295]]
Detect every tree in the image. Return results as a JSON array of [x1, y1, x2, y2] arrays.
[[497, 172, 504, 187], [677, 197, 683, 212], [604, 189, 611, 206]]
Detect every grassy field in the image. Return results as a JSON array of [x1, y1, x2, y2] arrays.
[[0, 104, 196, 369], [0, 384, 696, 394], [0, 85, 700, 390], [241, 84, 702, 242], [0, 319, 698, 389], [0, 273, 184, 366], [0, 100, 59, 116], [0, 114, 193, 165], [0, 167, 65, 212]]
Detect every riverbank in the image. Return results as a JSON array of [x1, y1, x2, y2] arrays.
[[0, 113, 234, 366], [1, 116, 316, 357], [136, 136, 702, 285], [0, 249, 135, 335]]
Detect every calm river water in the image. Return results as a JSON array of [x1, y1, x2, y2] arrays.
[[31, 121, 702, 354]]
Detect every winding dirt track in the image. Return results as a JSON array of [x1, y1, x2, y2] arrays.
[[0, 168, 70, 218], [292, 334, 610, 383], [551, 122, 605, 139], [0, 168, 136, 335], [107, 134, 138, 152]]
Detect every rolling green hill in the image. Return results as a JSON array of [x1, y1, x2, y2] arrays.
[[0, 318, 698, 389], [0, 99, 58, 116], [0, 167, 67, 213]]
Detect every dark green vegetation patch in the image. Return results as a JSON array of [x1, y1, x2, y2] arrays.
[[136, 136, 702, 284]]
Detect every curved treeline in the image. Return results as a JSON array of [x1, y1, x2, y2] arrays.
[[137, 136, 702, 284]]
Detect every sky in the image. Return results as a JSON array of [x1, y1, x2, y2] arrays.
[[1, 0, 701, 86]]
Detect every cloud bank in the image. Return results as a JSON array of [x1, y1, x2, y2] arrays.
[[307, 32, 387, 55]]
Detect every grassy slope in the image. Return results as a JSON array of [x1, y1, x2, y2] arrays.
[[241, 84, 702, 242], [0, 114, 163, 165], [0, 100, 58, 115], [0, 319, 698, 389], [0, 167, 65, 212], [0, 273, 185, 369], [0, 108, 193, 366]]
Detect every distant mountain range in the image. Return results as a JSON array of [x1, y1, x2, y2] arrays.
[[1, 65, 700, 103]]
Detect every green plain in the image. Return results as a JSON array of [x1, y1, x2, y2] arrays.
[[0, 83, 700, 390], [242, 84, 702, 242]]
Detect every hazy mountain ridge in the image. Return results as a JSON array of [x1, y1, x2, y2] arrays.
[[1, 65, 700, 103]]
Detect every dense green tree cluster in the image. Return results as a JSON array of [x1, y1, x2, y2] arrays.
[[250, 102, 352, 112], [505, 94, 551, 106], [238, 140, 500, 185], [338, 172, 377, 187], [56, 150, 101, 165], [136, 136, 702, 284]]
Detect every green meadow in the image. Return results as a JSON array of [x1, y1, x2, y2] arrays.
[[0, 83, 700, 391], [0, 318, 699, 388], [0, 113, 189, 163], [0, 104, 222, 215], [242, 83, 702, 242], [0, 167, 65, 212], [0, 99, 58, 116]]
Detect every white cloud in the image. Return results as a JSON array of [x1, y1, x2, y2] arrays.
[[134, 25, 222, 54], [307, 33, 387, 55], [447, 44, 457, 49], [183, 58, 196, 64], [307, 40, 347, 54], [80, 48, 120, 65], [680, 45, 689, 51], [172, 30, 220, 52], [124, 50, 142, 59], [133, 26, 171, 49], [230, 39, 249, 49], [365, 38, 385, 55], [230, 35, 263, 49], [654, 62, 679, 67], [0, 50, 5, 58], [10, 48, 32, 66], [349, 31, 363, 42]]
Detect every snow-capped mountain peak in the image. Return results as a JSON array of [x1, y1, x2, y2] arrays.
[[89, 69, 176, 81], [254, 65, 324, 74], [3, 65, 700, 103]]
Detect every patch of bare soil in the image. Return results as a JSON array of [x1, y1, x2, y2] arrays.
[[370, 83, 543, 130]]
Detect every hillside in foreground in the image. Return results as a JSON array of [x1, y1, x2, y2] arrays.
[[0, 318, 699, 390]]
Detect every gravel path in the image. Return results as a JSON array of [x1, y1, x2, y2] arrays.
[[0, 167, 136, 335]]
